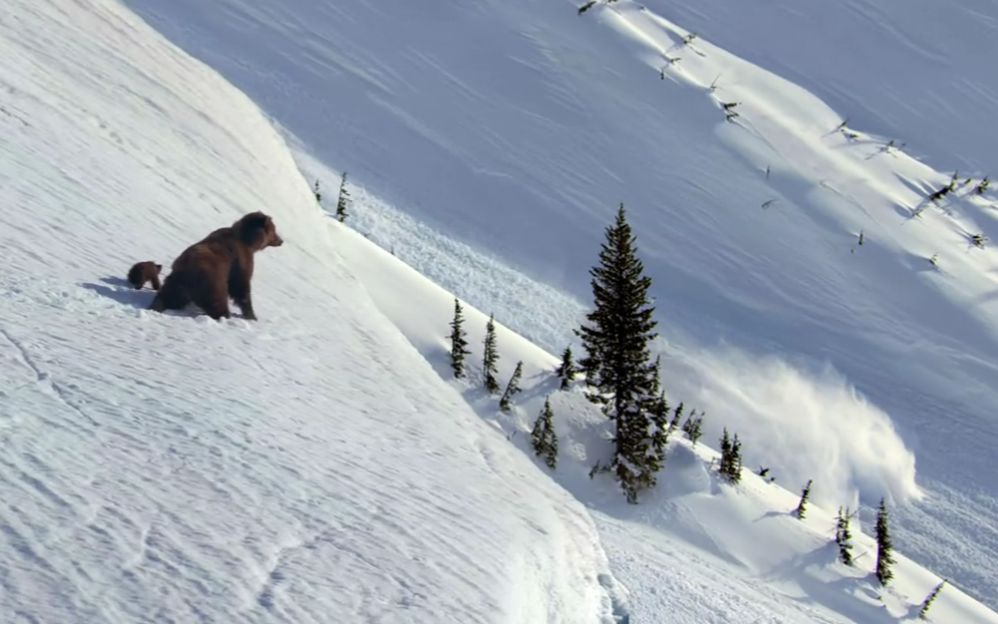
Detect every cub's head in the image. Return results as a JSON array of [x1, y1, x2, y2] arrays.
[[237, 211, 284, 251]]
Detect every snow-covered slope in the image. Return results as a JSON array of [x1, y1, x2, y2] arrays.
[[0, 2, 627, 621], [119, 0, 998, 606], [329, 215, 998, 622]]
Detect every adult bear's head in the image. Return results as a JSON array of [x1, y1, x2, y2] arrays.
[[237, 211, 284, 251]]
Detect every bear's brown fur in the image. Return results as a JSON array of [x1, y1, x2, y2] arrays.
[[150, 212, 283, 320], [127, 261, 162, 290]]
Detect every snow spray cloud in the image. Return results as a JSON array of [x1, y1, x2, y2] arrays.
[[666, 344, 922, 508]]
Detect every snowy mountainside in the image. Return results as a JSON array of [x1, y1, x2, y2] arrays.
[[329, 214, 998, 623], [119, 0, 998, 605], [0, 1, 626, 621]]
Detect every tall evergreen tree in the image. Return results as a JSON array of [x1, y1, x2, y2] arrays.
[[499, 361, 523, 412], [557, 347, 577, 389], [448, 299, 470, 378], [836, 507, 854, 566], [794, 479, 812, 520], [875, 498, 896, 586], [335, 172, 350, 222], [919, 580, 946, 619], [483, 313, 500, 393], [575, 204, 660, 503], [530, 398, 558, 469]]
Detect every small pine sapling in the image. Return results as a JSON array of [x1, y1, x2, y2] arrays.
[[641, 357, 671, 470], [878, 139, 904, 156], [449, 299, 470, 379], [718, 428, 732, 475], [669, 401, 684, 431], [648, 393, 671, 468], [835, 506, 854, 566], [794, 479, 813, 520], [682, 409, 703, 445], [313, 179, 322, 203], [929, 253, 939, 268], [530, 398, 558, 469], [499, 361, 523, 412], [335, 172, 350, 222], [557, 347, 577, 389], [875, 498, 895, 586], [483, 314, 500, 394], [975, 176, 990, 195], [971, 233, 987, 248], [718, 429, 742, 483], [728, 434, 742, 483], [919, 580, 946, 620]]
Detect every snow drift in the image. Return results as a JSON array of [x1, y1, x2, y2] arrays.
[[118, 0, 998, 603], [0, 1, 625, 621]]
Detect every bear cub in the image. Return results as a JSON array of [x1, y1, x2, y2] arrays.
[[127, 261, 162, 290]]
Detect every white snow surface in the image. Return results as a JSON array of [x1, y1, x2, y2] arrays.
[[330, 217, 998, 623], [4, 0, 998, 621], [0, 2, 626, 621], [117, 0, 998, 607]]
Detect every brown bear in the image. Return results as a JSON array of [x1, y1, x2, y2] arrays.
[[127, 261, 162, 290], [150, 211, 283, 320]]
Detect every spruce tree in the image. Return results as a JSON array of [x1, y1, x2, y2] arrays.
[[448, 299, 470, 378], [919, 580, 946, 619], [669, 401, 684, 432], [557, 347, 577, 389], [794, 480, 812, 520], [875, 498, 895, 586], [499, 361, 523, 412], [483, 313, 500, 393], [682, 409, 703, 445], [836, 507, 854, 566], [313, 179, 322, 203], [728, 433, 742, 483], [646, 357, 670, 473], [575, 204, 660, 503], [718, 429, 742, 483], [718, 428, 733, 478], [530, 398, 558, 469], [335, 172, 350, 222]]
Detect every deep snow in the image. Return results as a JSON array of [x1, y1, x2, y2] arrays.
[[0, 1, 626, 621], [4, 0, 998, 620], [118, 0, 998, 605], [329, 210, 998, 623]]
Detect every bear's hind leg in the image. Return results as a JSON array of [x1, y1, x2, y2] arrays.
[[192, 284, 231, 320], [151, 276, 190, 312]]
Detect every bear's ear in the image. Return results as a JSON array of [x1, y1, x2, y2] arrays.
[[239, 212, 269, 245], [155, 263, 163, 272]]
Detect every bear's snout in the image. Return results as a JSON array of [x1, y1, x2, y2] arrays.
[[270, 234, 284, 247]]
